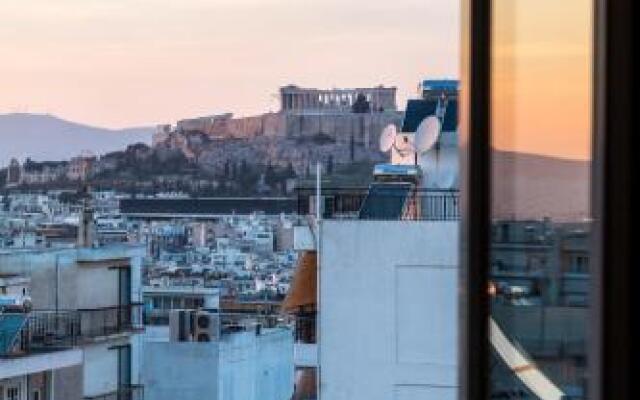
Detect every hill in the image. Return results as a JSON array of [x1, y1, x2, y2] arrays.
[[492, 150, 590, 222], [0, 113, 153, 165]]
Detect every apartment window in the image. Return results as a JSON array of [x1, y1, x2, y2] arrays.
[[461, 0, 632, 398], [6, 387, 19, 400], [568, 255, 589, 274]]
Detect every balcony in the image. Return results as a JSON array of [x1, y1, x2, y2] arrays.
[[84, 384, 144, 400], [78, 303, 144, 339], [1, 311, 79, 358], [1, 305, 144, 356], [296, 187, 459, 221], [1, 311, 83, 379]]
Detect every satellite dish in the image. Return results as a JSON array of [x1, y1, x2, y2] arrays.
[[415, 116, 441, 154], [379, 124, 397, 152]]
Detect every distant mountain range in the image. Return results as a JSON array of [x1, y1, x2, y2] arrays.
[[0, 113, 153, 165], [492, 150, 590, 222]]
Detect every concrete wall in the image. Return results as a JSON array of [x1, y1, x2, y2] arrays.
[[76, 267, 120, 309], [143, 342, 220, 400], [142, 328, 294, 400], [319, 221, 459, 400], [53, 365, 83, 400], [82, 341, 124, 397], [0, 249, 79, 310], [0, 245, 145, 310], [219, 328, 294, 400]]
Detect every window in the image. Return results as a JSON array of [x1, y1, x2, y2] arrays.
[[489, 1, 593, 397], [461, 0, 633, 398], [6, 387, 19, 400]]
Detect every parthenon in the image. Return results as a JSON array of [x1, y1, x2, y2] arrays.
[[280, 85, 397, 113]]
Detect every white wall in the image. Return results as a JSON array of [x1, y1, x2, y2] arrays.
[[142, 328, 294, 400], [143, 342, 220, 400], [219, 328, 294, 400], [76, 268, 119, 309], [83, 342, 120, 397], [320, 220, 459, 400]]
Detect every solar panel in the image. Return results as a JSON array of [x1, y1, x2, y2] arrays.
[[358, 183, 413, 220], [0, 313, 27, 355], [401, 100, 438, 133]]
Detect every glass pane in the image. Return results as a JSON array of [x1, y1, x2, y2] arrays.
[[490, 1, 592, 399]]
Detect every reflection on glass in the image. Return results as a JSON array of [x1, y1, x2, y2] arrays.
[[490, 1, 591, 399]]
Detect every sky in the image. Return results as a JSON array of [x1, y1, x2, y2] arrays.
[[491, 0, 592, 160], [0, 0, 460, 129]]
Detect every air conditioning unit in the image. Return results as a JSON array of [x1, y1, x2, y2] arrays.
[[193, 311, 220, 342], [169, 310, 194, 342]]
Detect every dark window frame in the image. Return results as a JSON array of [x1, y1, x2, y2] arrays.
[[591, 0, 632, 398], [459, 0, 491, 399], [460, 0, 633, 399]]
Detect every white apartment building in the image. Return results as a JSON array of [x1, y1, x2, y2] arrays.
[[286, 93, 461, 400], [0, 244, 146, 400], [319, 220, 458, 400]]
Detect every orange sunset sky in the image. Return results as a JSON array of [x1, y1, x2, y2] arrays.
[[491, 0, 592, 160], [0, 0, 459, 128], [1, 0, 591, 160]]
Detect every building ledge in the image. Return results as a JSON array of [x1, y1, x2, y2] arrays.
[[0, 348, 82, 379]]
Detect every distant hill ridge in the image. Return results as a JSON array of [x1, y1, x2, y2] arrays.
[[492, 150, 590, 221], [0, 113, 589, 221], [0, 113, 153, 165]]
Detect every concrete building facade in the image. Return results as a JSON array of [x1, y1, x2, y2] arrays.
[[143, 328, 293, 400], [0, 244, 145, 400], [318, 221, 459, 400]]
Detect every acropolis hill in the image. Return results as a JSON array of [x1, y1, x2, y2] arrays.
[[152, 85, 403, 175]]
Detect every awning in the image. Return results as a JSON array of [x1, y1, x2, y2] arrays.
[[281, 251, 317, 313]]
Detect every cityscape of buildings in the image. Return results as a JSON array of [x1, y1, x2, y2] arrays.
[[1, 77, 589, 400]]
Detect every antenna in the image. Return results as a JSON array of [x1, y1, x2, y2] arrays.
[[379, 124, 397, 152], [415, 116, 441, 154]]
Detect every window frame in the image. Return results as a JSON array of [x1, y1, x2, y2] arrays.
[[459, 0, 633, 398], [591, 0, 632, 398]]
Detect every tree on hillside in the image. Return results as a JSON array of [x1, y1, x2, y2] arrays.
[[264, 162, 277, 187]]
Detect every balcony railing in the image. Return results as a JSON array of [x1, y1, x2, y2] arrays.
[[84, 384, 144, 400], [296, 187, 460, 221], [1, 311, 79, 358], [1, 304, 143, 357], [78, 303, 144, 338]]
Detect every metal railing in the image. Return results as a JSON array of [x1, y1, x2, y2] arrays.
[[78, 303, 144, 338], [296, 187, 460, 221], [84, 384, 144, 400], [1, 311, 79, 357], [1, 304, 143, 357]]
